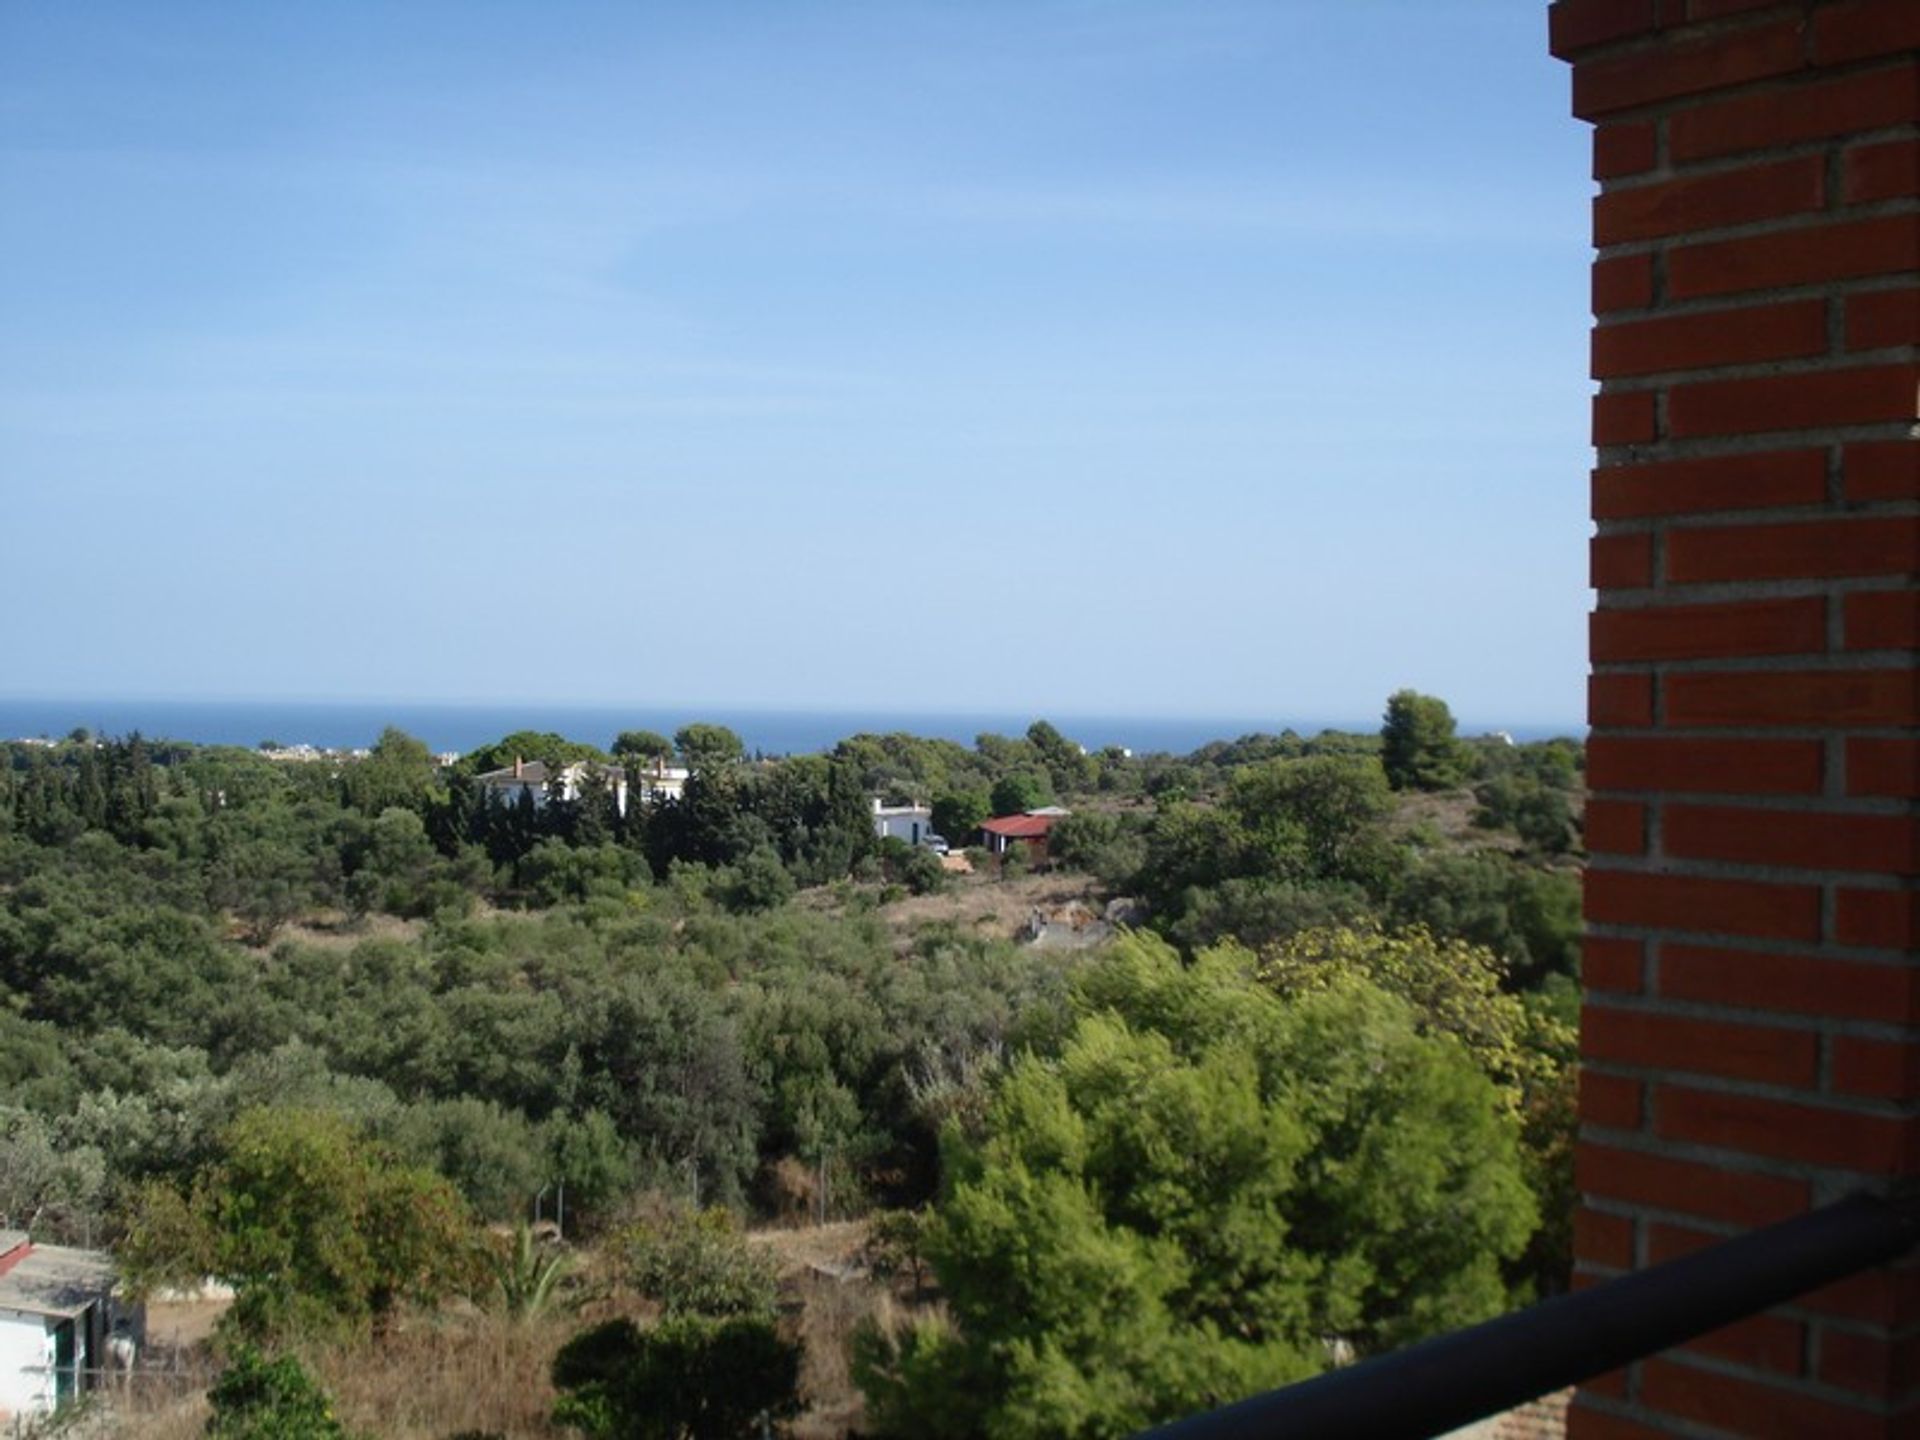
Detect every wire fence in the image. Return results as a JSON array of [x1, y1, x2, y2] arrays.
[[5, 1354, 219, 1439]]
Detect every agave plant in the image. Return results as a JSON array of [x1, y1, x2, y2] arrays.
[[488, 1222, 575, 1321]]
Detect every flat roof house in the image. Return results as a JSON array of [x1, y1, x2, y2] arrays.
[[0, 1232, 126, 1424], [871, 798, 934, 845]]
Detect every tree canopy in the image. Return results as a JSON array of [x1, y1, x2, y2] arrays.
[[1380, 690, 1468, 791], [122, 1107, 482, 1340], [857, 933, 1536, 1438]]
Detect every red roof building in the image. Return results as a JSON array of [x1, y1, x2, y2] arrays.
[[979, 810, 1066, 858]]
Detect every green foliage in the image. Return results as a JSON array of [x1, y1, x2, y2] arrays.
[[384, 1098, 546, 1221], [673, 725, 746, 774], [1025, 721, 1094, 796], [1258, 924, 1577, 1298], [988, 772, 1054, 818], [1474, 747, 1578, 855], [860, 934, 1536, 1436], [1162, 877, 1369, 955], [1380, 690, 1469, 792], [460, 732, 605, 777], [930, 791, 988, 848], [546, 1110, 636, 1225], [1226, 754, 1396, 888], [488, 1222, 576, 1321], [1390, 853, 1581, 988], [552, 1314, 801, 1440], [0, 719, 1583, 1362], [122, 1108, 482, 1341], [1136, 754, 1400, 945], [619, 1202, 778, 1320], [863, 1208, 930, 1291], [875, 838, 945, 896], [340, 728, 441, 819], [205, 1348, 351, 1440], [716, 845, 794, 913], [0, 1106, 106, 1241], [1047, 812, 1146, 891], [1257, 925, 1570, 1112], [612, 731, 675, 763]]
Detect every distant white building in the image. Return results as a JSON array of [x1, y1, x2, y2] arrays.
[[475, 758, 630, 819], [630, 756, 692, 806], [0, 1232, 131, 1425], [872, 798, 934, 846]]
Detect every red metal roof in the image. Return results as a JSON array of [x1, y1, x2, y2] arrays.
[[981, 814, 1058, 839]]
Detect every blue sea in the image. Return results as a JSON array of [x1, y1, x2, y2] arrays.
[[0, 698, 1580, 759]]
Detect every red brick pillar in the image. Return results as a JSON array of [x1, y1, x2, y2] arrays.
[[1553, 2, 1920, 1435]]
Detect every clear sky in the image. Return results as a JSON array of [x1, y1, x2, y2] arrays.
[[1, 2, 1594, 728]]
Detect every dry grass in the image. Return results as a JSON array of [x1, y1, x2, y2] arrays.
[[252, 910, 427, 953], [304, 1310, 574, 1439], [110, 1221, 934, 1440], [1387, 788, 1520, 851], [859, 870, 1107, 944], [788, 1273, 877, 1440], [76, 1380, 210, 1440], [106, 1309, 574, 1440], [753, 1218, 950, 1440]]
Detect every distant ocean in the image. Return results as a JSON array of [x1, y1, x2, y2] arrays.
[[0, 699, 1580, 759]]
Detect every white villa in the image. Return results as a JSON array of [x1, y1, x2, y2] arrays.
[[629, 755, 692, 805], [475, 758, 630, 818]]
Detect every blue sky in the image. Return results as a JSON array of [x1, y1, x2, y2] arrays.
[[1, 2, 1593, 728]]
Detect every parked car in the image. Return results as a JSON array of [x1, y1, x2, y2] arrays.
[[920, 833, 950, 855]]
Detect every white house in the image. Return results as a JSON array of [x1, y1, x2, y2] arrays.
[[629, 756, 692, 805], [871, 798, 934, 846], [0, 1232, 129, 1424], [474, 758, 630, 818]]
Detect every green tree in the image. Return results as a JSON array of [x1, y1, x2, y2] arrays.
[[205, 1347, 350, 1440], [858, 934, 1535, 1437], [1380, 690, 1468, 792], [1225, 755, 1396, 888], [619, 1202, 779, 1321], [0, 1106, 106, 1240], [931, 790, 989, 848], [341, 727, 441, 818], [674, 725, 746, 774], [1026, 721, 1093, 796], [545, 1109, 635, 1225], [122, 1108, 482, 1340], [718, 845, 794, 913], [612, 731, 676, 764], [989, 772, 1053, 818]]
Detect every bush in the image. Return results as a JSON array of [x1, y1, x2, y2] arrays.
[[551, 1314, 801, 1440], [206, 1347, 349, 1440], [620, 1201, 779, 1320]]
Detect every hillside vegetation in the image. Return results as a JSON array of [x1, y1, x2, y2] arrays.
[[0, 694, 1583, 1438]]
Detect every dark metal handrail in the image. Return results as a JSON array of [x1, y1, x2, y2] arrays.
[[1138, 1191, 1920, 1440]]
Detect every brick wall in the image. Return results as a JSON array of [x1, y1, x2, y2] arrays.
[[1552, 2, 1920, 1435]]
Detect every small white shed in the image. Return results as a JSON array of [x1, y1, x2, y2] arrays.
[[871, 798, 934, 846], [0, 1232, 127, 1424]]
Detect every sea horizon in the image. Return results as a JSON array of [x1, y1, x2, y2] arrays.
[[0, 696, 1583, 759]]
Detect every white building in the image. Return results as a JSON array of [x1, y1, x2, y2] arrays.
[[872, 798, 935, 846], [0, 1232, 128, 1424], [474, 758, 630, 818], [629, 756, 692, 805]]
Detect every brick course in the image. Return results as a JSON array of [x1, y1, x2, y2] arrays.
[[1556, 2, 1920, 1433]]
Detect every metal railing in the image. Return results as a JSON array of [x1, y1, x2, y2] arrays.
[[1139, 1191, 1920, 1440]]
